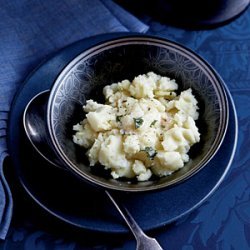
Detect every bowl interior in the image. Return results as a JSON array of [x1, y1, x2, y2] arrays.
[[47, 37, 228, 192]]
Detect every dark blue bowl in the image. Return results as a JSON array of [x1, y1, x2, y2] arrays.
[[46, 35, 229, 192]]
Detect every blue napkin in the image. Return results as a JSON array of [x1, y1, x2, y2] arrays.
[[0, 0, 148, 239]]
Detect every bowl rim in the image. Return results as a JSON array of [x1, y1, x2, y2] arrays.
[[47, 35, 229, 192]]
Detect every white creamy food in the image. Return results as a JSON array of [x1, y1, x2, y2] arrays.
[[73, 72, 200, 181]]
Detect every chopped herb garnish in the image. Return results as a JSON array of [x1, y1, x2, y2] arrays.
[[141, 147, 157, 160], [150, 120, 157, 127], [133, 117, 144, 129], [116, 115, 123, 122], [120, 129, 126, 135]]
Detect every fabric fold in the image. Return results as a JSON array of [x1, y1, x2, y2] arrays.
[[100, 0, 149, 33], [0, 0, 147, 239], [0, 152, 13, 240]]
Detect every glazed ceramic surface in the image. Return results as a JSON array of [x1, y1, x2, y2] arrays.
[[47, 36, 229, 191], [7, 33, 237, 233]]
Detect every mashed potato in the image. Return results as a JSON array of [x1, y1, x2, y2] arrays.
[[73, 72, 200, 181]]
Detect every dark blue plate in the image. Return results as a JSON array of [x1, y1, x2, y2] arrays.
[[7, 33, 238, 233]]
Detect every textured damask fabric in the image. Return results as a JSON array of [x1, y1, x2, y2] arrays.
[[1, 2, 250, 250], [146, 13, 250, 249]]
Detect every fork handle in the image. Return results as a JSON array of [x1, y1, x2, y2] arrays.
[[105, 190, 163, 250]]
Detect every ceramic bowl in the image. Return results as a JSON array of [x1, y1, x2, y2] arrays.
[[46, 35, 229, 192]]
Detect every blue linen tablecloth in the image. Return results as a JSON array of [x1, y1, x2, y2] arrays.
[[1, 0, 250, 249]]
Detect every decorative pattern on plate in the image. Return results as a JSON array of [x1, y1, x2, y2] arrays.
[[47, 37, 228, 191]]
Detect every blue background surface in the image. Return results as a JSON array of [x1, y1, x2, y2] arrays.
[[1, 2, 250, 250]]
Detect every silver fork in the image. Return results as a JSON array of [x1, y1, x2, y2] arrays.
[[106, 191, 164, 250]]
